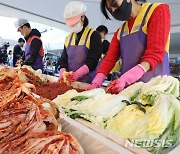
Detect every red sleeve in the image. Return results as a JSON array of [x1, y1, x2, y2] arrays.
[[97, 29, 120, 76], [140, 4, 170, 71]]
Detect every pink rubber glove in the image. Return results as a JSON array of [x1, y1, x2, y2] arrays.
[[58, 68, 66, 82], [66, 65, 89, 82], [86, 73, 106, 90], [106, 64, 146, 94]]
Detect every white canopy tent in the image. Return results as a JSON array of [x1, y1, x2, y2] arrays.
[[1, 0, 180, 33], [0, 0, 180, 55]]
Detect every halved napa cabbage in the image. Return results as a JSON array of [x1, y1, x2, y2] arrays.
[[54, 88, 129, 127], [141, 75, 179, 97], [106, 92, 180, 153]]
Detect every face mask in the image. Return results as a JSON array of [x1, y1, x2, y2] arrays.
[[70, 21, 83, 33], [112, 0, 132, 21]]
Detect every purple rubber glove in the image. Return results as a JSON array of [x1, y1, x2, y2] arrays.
[[86, 73, 106, 90], [66, 65, 89, 82], [106, 64, 146, 94], [58, 68, 66, 82]]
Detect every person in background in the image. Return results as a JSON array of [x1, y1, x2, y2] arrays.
[[96, 25, 110, 59], [13, 38, 25, 67], [87, 0, 170, 94], [14, 18, 44, 70], [7, 50, 13, 67], [0, 42, 10, 65], [58, 1, 102, 84], [0, 43, 4, 65], [20, 49, 25, 61], [96, 25, 122, 81]]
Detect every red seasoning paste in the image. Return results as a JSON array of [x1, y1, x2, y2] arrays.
[[35, 82, 84, 100]]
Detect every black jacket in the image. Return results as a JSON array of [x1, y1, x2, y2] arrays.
[[22, 29, 42, 66], [13, 44, 22, 66], [102, 39, 110, 55], [0, 49, 4, 63]]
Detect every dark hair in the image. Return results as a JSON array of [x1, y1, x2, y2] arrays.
[[18, 38, 25, 43], [100, 0, 110, 20], [83, 15, 89, 27], [100, 0, 147, 19], [20, 23, 31, 29], [96, 25, 108, 34], [8, 50, 12, 54]]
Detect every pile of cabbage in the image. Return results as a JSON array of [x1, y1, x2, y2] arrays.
[[54, 75, 180, 153]]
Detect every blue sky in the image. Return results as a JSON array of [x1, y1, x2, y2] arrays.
[[0, 16, 69, 50]]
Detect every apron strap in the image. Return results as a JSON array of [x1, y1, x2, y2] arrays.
[[84, 29, 92, 45], [120, 23, 126, 38], [68, 33, 74, 46], [120, 4, 153, 37], [139, 4, 153, 30], [68, 29, 92, 46]]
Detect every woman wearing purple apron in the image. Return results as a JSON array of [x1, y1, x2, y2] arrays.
[[87, 0, 170, 94], [58, 1, 102, 84]]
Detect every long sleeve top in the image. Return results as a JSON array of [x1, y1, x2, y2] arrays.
[[97, 4, 170, 76], [22, 29, 42, 66], [58, 27, 103, 72]]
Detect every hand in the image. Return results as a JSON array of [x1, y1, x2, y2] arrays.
[[86, 73, 107, 90], [106, 64, 146, 94], [66, 65, 89, 82], [106, 78, 126, 94], [86, 83, 99, 90], [58, 68, 66, 81]]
